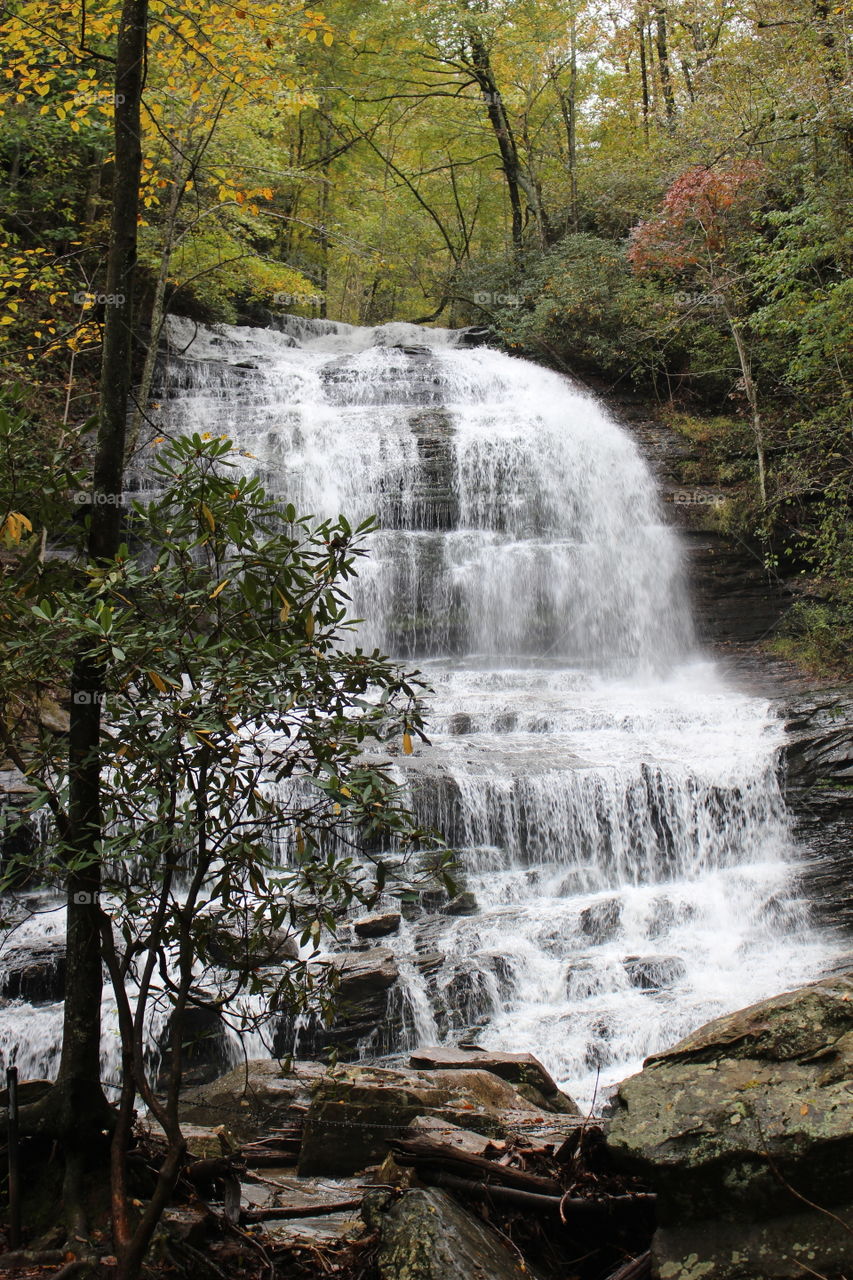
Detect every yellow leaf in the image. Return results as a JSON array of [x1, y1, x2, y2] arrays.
[[279, 600, 291, 622], [306, 28, 317, 41], [402, 731, 413, 755], [200, 502, 215, 531], [305, 611, 315, 639], [1, 512, 32, 544], [295, 827, 305, 854], [800, 1103, 809, 1115], [148, 671, 168, 692], [323, 31, 333, 45], [209, 578, 229, 599]]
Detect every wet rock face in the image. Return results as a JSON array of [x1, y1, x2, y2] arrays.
[[364, 1187, 537, 1280], [778, 686, 853, 941], [0, 941, 66, 1004], [780, 687, 853, 789], [273, 947, 401, 1061], [606, 971, 853, 1279], [157, 1000, 232, 1087]]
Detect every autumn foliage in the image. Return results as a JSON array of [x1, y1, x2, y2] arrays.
[[627, 160, 765, 277]]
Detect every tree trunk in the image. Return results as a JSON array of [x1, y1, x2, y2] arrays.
[[727, 312, 767, 506], [638, 10, 650, 141], [466, 34, 527, 248], [125, 161, 183, 462], [654, 5, 676, 121], [56, 0, 149, 1232]]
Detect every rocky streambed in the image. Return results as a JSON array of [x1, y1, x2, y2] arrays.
[[107, 967, 850, 1280]]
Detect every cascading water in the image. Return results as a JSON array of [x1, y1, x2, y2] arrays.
[[142, 315, 836, 1105], [0, 314, 839, 1104]]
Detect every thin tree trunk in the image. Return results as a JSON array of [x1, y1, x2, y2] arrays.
[[654, 5, 676, 121], [466, 35, 527, 248], [57, 0, 149, 1230], [727, 311, 767, 506], [638, 10, 650, 141], [125, 164, 183, 462]]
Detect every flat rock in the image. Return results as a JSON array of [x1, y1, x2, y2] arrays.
[[179, 1059, 325, 1141], [298, 1063, 571, 1176], [408, 1046, 579, 1114], [364, 1187, 541, 1280], [354, 911, 401, 939], [607, 971, 853, 1278], [404, 1114, 501, 1156], [330, 947, 399, 997]]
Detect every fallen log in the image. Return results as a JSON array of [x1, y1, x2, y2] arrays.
[[390, 1138, 561, 1195], [428, 1169, 656, 1217], [241, 1197, 363, 1223], [241, 1151, 301, 1168]]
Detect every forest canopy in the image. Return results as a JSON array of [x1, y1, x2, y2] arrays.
[[1, 0, 851, 658]]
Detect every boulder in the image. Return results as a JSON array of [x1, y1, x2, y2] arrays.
[[298, 1063, 569, 1176], [408, 1046, 579, 1115], [354, 911, 401, 939], [607, 971, 853, 1279], [578, 897, 622, 942], [622, 954, 686, 991], [363, 1187, 539, 1280], [179, 1059, 325, 1141], [444, 891, 479, 916], [37, 697, 70, 735], [0, 941, 66, 1004]]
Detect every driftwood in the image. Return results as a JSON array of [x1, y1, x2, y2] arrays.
[[241, 1197, 363, 1223], [239, 1132, 302, 1166], [429, 1170, 656, 1217], [389, 1138, 562, 1195]]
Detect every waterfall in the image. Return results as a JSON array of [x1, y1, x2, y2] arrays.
[[1, 315, 838, 1104]]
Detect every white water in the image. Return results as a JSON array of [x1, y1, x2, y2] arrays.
[[1, 315, 837, 1103]]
